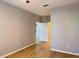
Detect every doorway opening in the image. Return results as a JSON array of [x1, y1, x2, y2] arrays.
[[36, 21, 50, 48]]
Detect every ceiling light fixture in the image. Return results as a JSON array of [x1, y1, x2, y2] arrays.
[[43, 4, 49, 7], [26, 0, 30, 3]]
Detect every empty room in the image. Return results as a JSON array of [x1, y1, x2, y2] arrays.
[[0, 0, 79, 58]]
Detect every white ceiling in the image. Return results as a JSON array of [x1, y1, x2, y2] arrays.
[[1, 0, 79, 16]]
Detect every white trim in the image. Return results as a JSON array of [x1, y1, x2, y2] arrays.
[[50, 49, 79, 56], [1, 43, 36, 58]]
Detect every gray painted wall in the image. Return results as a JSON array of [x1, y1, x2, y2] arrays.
[[0, 1, 39, 57], [51, 4, 79, 54]]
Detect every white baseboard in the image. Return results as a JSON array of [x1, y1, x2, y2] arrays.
[[1, 42, 36, 58], [50, 49, 79, 56]]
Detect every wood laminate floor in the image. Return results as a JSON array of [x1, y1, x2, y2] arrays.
[[5, 42, 79, 58]]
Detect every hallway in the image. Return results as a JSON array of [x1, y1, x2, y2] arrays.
[[5, 42, 79, 58]]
